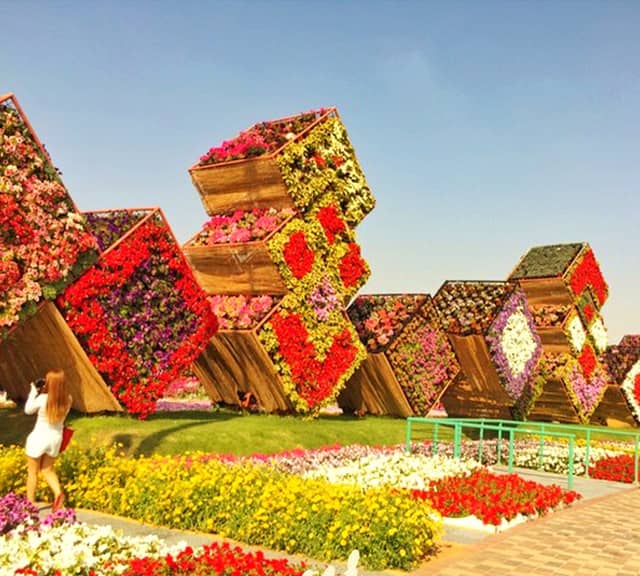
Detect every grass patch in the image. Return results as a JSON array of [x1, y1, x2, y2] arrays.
[[1, 406, 430, 457]]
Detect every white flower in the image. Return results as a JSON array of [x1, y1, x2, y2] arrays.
[[566, 314, 587, 352], [621, 361, 640, 420], [589, 317, 608, 353], [501, 306, 538, 377]]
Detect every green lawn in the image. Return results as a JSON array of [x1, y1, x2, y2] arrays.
[[1, 406, 421, 457]]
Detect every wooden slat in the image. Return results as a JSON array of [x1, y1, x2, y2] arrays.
[[537, 327, 571, 353], [190, 157, 294, 216], [193, 333, 293, 413], [589, 385, 636, 427], [339, 354, 414, 417], [442, 335, 514, 419], [183, 244, 287, 294], [515, 278, 574, 306], [526, 378, 581, 424], [0, 302, 122, 413]]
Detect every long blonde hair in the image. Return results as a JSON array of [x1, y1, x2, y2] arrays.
[[44, 369, 71, 424]]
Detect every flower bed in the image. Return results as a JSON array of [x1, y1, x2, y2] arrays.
[[0, 93, 98, 337], [189, 108, 375, 227], [57, 208, 218, 418], [0, 443, 584, 570]]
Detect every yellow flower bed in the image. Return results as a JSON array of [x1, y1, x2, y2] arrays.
[[0, 445, 442, 570]]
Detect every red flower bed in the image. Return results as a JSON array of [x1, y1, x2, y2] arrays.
[[588, 454, 636, 483], [569, 248, 608, 307], [117, 542, 305, 576], [412, 469, 581, 525]]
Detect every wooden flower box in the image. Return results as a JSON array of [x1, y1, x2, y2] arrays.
[[182, 208, 297, 295], [57, 208, 218, 417], [509, 242, 609, 310], [189, 108, 375, 226], [589, 385, 636, 427], [339, 294, 458, 417], [433, 281, 542, 418], [0, 302, 122, 413], [194, 294, 365, 414]]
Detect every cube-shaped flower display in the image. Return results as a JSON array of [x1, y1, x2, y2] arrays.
[[620, 355, 640, 424], [527, 352, 607, 423], [434, 281, 541, 416], [509, 242, 609, 310], [0, 93, 98, 337], [190, 107, 375, 227], [341, 294, 459, 416], [57, 208, 218, 418]]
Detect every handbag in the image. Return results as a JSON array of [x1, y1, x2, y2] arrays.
[[60, 426, 74, 453]]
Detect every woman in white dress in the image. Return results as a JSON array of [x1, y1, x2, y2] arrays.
[[24, 369, 72, 511]]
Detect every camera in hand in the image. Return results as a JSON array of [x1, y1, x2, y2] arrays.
[[34, 377, 46, 391]]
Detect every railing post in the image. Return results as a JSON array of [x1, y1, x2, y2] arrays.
[[585, 429, 591, 478], [478, 423, 484, 464], [433, 423, 439, 456], [538, 434, 545, 470], [568, 436, 574, 490], [508, 429, 514, 472], [454, 423, 461, 459], [497, 421, 503, 465]]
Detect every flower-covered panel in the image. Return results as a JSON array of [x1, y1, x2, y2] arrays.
[[386, 298, 460, 415], [348, 294, 430, 353], [530, 304, 572, 328], [197, 108, 331, 166], [209, 294, 281, 330], [567, 247, 608, 308], [601, 345, 640, 385], [509, 243, 584, 279], [277, 116, 375, 226], [588, 315, 608, 355], [486, 290, 542, 401], [433, 281, 514, 336], [0, 96, 98, 336], [619, 335, 640, 348], [621, 360, 640, 423], [258, 291, 366, 413], [57, 211, 218, 417], [84, 209, 148, 252], [187, 207, 296, 246], [565, 312, 587, 354]]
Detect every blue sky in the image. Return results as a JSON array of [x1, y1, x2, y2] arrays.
[[2, 0, 639, 342]]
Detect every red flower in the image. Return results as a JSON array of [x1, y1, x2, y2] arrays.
[[339, 243, 367, 288], [569, 249, 608, 307], [282, 231, 314, 279], [317, 205, 346, 244], [578, 345, 597, 380]]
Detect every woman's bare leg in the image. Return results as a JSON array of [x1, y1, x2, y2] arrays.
[[26, 456, 40, 503], [39, 454, 62, 500]]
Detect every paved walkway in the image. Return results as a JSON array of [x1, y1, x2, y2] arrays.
[[41, 471, 640, 576]]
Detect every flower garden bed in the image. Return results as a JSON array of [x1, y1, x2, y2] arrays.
[[56, 208, 218, 418], [433, 281, 541, 419], [0, 93, 98, 340], [0, 443, 584, 571], [190, 108, 375, 227], [340, 294, 459, 417]]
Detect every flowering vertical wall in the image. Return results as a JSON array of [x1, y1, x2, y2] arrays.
[[0, 93, 98, 338], [57, 209, 218, 418], [184, 107, 373, 414], [433, 281, 542, 419], [508, 243, 610, 423], [343, 294, 459, 416]]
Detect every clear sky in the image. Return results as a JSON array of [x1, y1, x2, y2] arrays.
[[2, 0, 638, 343]]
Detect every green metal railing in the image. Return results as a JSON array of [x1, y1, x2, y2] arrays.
[[405, 417, 640, 490]]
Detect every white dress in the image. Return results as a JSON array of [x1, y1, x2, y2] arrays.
[[24, 388, 64, 458]]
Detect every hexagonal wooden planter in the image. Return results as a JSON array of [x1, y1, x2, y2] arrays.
[[434, 281, 542, 419], [0, 302, 122, 413], [189, 108, 375, 227], [339, 294, 459, 417]]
